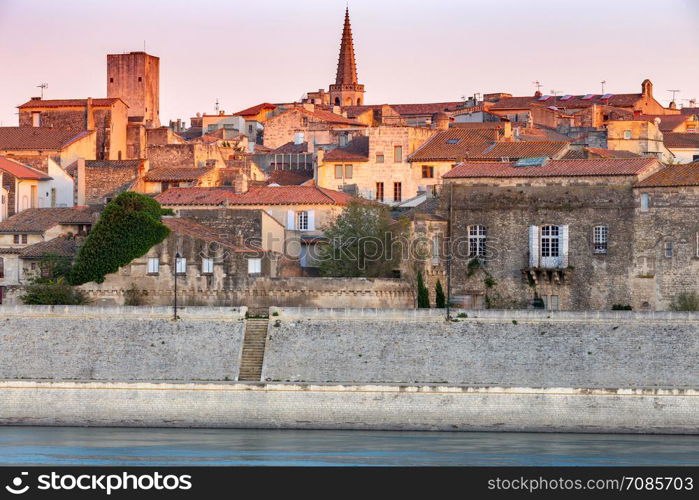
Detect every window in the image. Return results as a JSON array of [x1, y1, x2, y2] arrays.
[[248, 258, 262, 274], [664, 241, 673, 258], [422, 165, 434, 178], [623, 130, 632, 140], [334, 165, 343, 179], [344, 164, 353, 179], [339, 134, 348, 147], [593, 225, 608, 254], [147, 258, 159, 274], [31, 112, 41, 127], [542, 295, 560, 311], [393, 182, 402, 202], [468, 225, 487, 258], [376, 182, 384, 202], [301, 117, 308, 127], [15, 234, 28, 244], [202, 258, 214, 274], [376, 153, 384, 163], [541, 225, 560, 257], [432, 235, 440, 266], [248, 124, 253, 134], [296, 211, 309, 231], [640, 193, 650, 212], [394, 145, 403, 162], [13, 235, 19, 244], [109, 77, 114, 83], [0, 257, 3, 279], [138, 76, 142, 82], [446, 138, 460, 144], [175, 257, 186, 274]]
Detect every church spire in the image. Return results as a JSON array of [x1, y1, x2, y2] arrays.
[[335, 7, 358, 85]]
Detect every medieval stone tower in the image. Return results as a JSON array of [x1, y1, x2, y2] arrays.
[[329, 8, 365, 107], [107, 51, 160, 128]]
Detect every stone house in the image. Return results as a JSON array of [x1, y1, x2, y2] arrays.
[[663, 133, 699, 164], [0, 128, 96, 168], [66, 158, 144, 206], [0, 156, 74, 216], [606, 119, 673, 162], [155, 184, 354, 268], [81, 216, 278, 306], [441, 157, 665, 311], [17, 97, 128, 161], [317, 125, 437, 204], [631, 161, 699, 310]]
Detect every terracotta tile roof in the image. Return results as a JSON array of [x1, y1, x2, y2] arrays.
[[663, 133, 699, 149], [636, 114, 690, 132], [388, 102, 464, 116], [17, 98, 124, 109], [156, 185, 354, 206], [0, 156, 51, 180], [450, 122, 507, 129], [233, 103, 277, 117], [19, 236, 83, 259], [562, 148, 641, 160], [0, 128, 94, 151], [144, 167, 214, 182], [65, 159, 141, 175], [162, 217, 256, 252], [408, 129, 500, 162], [489, 93, 646, 111], [341, 105, 382, 118], [634, 161, 699, 188], [443, 157, 660, 179], [468, 141, 569, 161], [513, 126, 572, 142], [680, 107, 699, 116], [266, 169, 313, 186], [0, 207, 96, 233], [250, 143, 272, 153], [298, 107, 365, 126], [403, 197, 445, 221], [323, 136, 369, 161]]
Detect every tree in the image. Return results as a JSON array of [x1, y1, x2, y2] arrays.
[[435, 279, 446, 308], [669, 292, 699, 311], [318, 200, 407, 278], [21, 254, 88, 305], [417, 271, 430, 308], [70, 192, 170, 285]]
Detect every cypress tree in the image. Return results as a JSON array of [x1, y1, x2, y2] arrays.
[[435, 279, 446, 308], [417, 271, 430, 308]]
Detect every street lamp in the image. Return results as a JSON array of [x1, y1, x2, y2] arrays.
[[173, 252, 181, 321]]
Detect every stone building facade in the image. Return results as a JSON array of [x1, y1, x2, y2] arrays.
[[107, 51, 160, 128], [441, 158, 671, 311]]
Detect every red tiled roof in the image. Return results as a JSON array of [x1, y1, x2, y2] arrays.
[[450, 122, 507, 129], [489, 93, 647, 111], [233, 103, 277, 117], [162, 218, 256, 252], [266, 169, 313, 186], [65, 159, 142, 175], [17, 98, 124, 109], [298, 107, 365, 126], [323, 136, 369, 161], [271, 141, 309, 154], [468, 141, 569, 161], [156, 185, 354, 206], [0, 128, 94, 151], [408, 129, 501, 162], [634, 161, 699, 187], [0, 207, 96, 233], [0, 156, 51, 180], [637, 114, 690, 132], [144, 167, 214, 182], [680, 107, 699, 116], [19, 236, 83, 259], [563, 148, 641, 160], [443, 158, 660, 179], [250, 143, 272, 153], [663, 133, 699, 149], [388, 102, 464, 116]]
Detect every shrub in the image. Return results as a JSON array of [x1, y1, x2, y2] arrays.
[[417, 271, 430, 308], [70, 192, 170, 285], [669, 292, 699, 311], [612, 304, 633, 311], [435, 280, 446, 308], [123, 283, 147, 306], [21, 277, 89, 305]]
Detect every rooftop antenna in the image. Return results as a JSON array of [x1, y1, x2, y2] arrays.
[[667, 89, 680, 103], [37, 83, 48, 99], [681, 98, 697, 108], [532, 80, 542, 93], [601, 80, 606, 93], [214, 98, 220, 113]]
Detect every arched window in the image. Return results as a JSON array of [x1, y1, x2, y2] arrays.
[[334, 97, 340, 106], [468, 225, 487, 258], [356, 98, 361, 105]]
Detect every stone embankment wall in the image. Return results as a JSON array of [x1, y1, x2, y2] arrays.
[[0, 306, 246, 381], [262, 308, 699, 387]]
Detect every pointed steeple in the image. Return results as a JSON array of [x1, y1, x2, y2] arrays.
[[335, 7, 358, 85]]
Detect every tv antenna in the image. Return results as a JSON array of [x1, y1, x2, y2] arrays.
[[601, 80, 606, 93], [667, 89, 680, 103], [214, 98, 220, 113], [532, 80, 542, 93], [37, 83, 48, 99]]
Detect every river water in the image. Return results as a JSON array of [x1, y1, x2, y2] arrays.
[[0, 427, 697, 466]]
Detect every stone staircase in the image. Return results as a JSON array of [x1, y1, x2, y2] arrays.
[[238, 318, 269, 382]]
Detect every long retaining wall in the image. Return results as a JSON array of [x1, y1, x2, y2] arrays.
[[0, 306, 246, 381], [262, 308, 699, 388], [0, 381, 696, 434]]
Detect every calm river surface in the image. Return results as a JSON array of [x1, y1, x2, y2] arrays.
[[0, 427, 697, 466]]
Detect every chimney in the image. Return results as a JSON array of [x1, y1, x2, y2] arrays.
[[76, 158, 86, 206], [86, 97, 95, 131], [294, 132, 305, 145]]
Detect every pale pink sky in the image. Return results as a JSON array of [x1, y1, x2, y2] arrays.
[[0, 0, 697, 126]]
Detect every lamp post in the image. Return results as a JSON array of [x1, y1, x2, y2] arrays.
[[173, 252, 181, 321]]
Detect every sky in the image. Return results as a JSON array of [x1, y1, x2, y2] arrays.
[[0, 0, 698, 127]]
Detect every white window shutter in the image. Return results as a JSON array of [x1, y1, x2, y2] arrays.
[[307, 210, 315, 231], [287, 210, 295, 230], [560, 224, 569, 268], [528, 225, 540, 268]]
